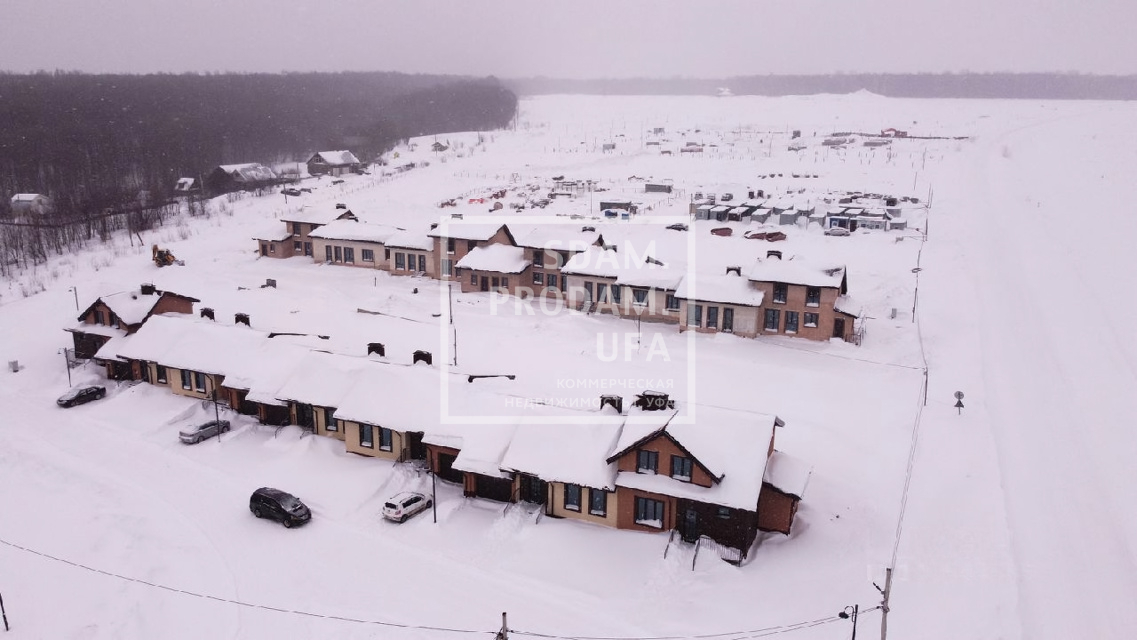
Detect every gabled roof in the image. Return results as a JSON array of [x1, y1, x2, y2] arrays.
[[562, 247, 683, 290], [79, 288, 199, 326], [273, 350, 371, 408], [455, 244, 530, 274], [309, 150, 360, 166], [746, 257, 847, 291], [500, 422, 622, 490], [515, 226, 603, 251], [762, 451, 812, 499], [12, 193, 47, 202], [251, 222, 294, 242], [428, 223, 516, 244], [216, 163, 278, 182], [384, 228, 434, 251], [308, 220, 400, 243], [280, 208, 357, 226]]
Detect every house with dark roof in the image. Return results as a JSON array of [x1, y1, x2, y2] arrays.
[[205, 163, 280, 195]]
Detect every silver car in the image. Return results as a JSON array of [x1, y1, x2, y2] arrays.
[[179, 420, 231, 444], [381, 492, 432, 523]]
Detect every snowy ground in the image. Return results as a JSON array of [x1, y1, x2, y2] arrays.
[[1, 94, 1134, 639]]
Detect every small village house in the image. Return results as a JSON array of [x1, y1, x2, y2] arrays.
[[306, 150, 361, 177], [746, 254, 858, 341], [255, 207, 357, 258], [309, 220, 400, 270], [515, 226, 604, 299], [9, 193, 52, 219], [676, 271, 765, 337], [428, 222, 517, 281], [205, 163, 280, 195], [385, 228, 437, 277], [455, 244, 532, 296]]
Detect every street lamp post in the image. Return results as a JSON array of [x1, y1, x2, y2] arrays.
[[69, 286, 79, 311], [839, 604, 859, 640]]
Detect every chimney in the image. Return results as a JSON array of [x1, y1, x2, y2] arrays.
[[756, 189, 765, 198], [747, 190, 755, 199], [581, 226, 596, 232], [725, 266, 742, 276], [367, 342, 386, 357], [767, 250, 783, 260], [200, 307, 215, 321], [140, 283, 157, 296], [264, 278, 277, 288], [412, 350, 432, 366], [599, 395, 623, 414], [634, 391, 674, 412], [235, 313, 250, 326]]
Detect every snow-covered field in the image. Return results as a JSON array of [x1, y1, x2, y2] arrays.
[[1, 93, 1135, 639]]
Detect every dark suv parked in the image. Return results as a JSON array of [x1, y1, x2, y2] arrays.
[[249, 488, 311, 528]]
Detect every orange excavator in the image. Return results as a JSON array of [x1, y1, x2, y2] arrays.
[[152, 244, 184, 267]]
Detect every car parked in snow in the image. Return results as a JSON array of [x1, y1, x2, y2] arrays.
[[250, 488, 311, 528], [824, 226, 851, 236], [281, 188, 302, 196], [382, 492, 432, 523], [179, 419, 230, 444], [56, 385, 106, 408]]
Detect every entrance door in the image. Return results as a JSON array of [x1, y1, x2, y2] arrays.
[[140, 361, 150, 383], [679, 507, 700, 543], [260, 243, 268, 256], [437, 453, 462, 483], [304, 242, 312, 256], [476, 475, 515, 502], [722, 308, 734, 332], [296, 403, 315, 430], [407, 432, 426, 460], [480, 276, 489, 292], [418, 255, 427, 272], [519, 474, 547, 504], [833, 318, 846, 339]]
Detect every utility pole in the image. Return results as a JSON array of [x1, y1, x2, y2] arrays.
[[61, 349, 72, 387], [495, 611, 508, 640], [876, 567, 893, 640], [449, 282, 458, 366], [1, 590, 10, 631], [213, 382, 222, 443], [69, 286, 79, 311], [431, 467, 438, 524], [839, 604, 859, 640]]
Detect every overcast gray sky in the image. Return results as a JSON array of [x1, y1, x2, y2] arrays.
[[1, 0, 1132, 77]]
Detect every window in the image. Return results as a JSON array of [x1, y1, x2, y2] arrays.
[[584, 281, 594, 299], [765, 308, 781, 331], [806, 286, 821, 307], [470, 271, 478, 285], [665, 293, 679, 311], [564, 484, 581, 511], [688, 304, 703, 327], [343, 247, 355, 263], [269, 244, 276, 254], [359, 424, 374, 448], [492, 277, 500, 288], [193, 371, 207, 393], [717, 506, 732, 519], [292, 222, 302, 235], [773, 283, 788, 304], [589, 488, 608, 516], [611, 284, 621, 304], [533, 271, 545, 285], [634, 496, 664, 527], [671, 456, 693, 482], [596, 283, 608, 303], [180, 369, 192, 390], [706, 306, 719, 329], [632, 288, 648, 305], [722, 307, 734, 332], [447, 237, 456, 253], [558, 251, 570, 268], [636, 449, 658, 473], [395, 252, 406, 270], [804, 312, 819, 328], [324, 408, 337, 431], [94, 309, 105, 325], [418, 255, 426, 272], [385, 248, 390, 260], [334, 246, 343, 262], [547, 273, 558, 289], [442, 259, 452, 276], [361, 249, 375, 262], [501, 277, 509, 289], [785, 310, 799, 333], [293, 241, 302, 252], [467, 239, 477, 251], [156, 365, 167, 383], [533, 250, 544, 267], [379, 427, 393, 451]]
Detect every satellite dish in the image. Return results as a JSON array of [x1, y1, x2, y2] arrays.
[[954, 391, 964, 400]]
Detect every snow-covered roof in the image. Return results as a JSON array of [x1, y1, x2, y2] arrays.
[[11, 193, 46, 202], [675, 275, 765, 307], [515, 226, 603, 251], [562, 247, 683, 290], [611, 406, 783, 510], [455, 244, 530, 274], [332, 365, 441, 433], [428, 223, 509, 242], [217, 163, 278, 182], [311, 150, 360, 166], [66, 323, 125, 339], [110, 314, 265, 377], [308, 220, 400, 244], [834, 295, 861, 318], [273, 351, 372, 408], [762, 451, 811, 499], [500, 422, 622, 490], [251, 223, 294, 242], [746, 257, 846, 289], [281, 208, 356, 226], [97, 290, 172, 326], [384, 229, 434, 251]]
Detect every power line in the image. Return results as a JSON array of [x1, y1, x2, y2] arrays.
[[0, 536, 492, 636], [510, 608, 881, 640]]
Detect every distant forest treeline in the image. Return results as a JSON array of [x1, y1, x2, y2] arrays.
[[509, 73, 1137, 100], [0, 71, 518, 218]]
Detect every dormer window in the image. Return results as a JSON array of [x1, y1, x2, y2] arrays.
[[636, 450, 658, 474], [670, 456, 693, 482]]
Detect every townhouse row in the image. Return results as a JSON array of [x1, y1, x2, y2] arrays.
[[79, 310, 810, 562], [253, 210, 861, 343]]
